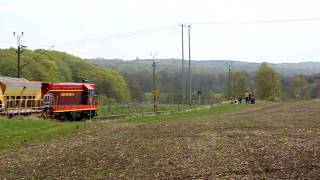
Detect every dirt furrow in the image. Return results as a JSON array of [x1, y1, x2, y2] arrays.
[[0, 102, 319, 179]]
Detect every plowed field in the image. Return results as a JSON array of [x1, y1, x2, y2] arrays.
[[1, 101, 319, 179]]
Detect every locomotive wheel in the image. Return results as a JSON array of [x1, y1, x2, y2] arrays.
[[59, 114, 65, 121], [71, 111, 82, 121], [56, 113, 68, 121]]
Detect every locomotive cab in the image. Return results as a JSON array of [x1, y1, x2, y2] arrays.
[[41, 82, 98, 120], [82, 84, 96, 105]]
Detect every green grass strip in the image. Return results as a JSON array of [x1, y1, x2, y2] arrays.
[[0, 118, 86, 150], [118, 103, 252, 124]]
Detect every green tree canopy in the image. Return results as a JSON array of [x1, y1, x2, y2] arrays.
[[0, 48, 130, 102], [290, 75, 309, 99], [255, 63, 281, 99], [231, 71, 247, 97], [223, 71, 247, 98]]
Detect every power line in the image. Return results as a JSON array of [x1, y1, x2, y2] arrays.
[[33, 45, 55, 59], [18, 45, 56, 76], [54, 24, 176, 48], [155, 59, 181, 77], [189, 17, 320, 25], [18, 17, 320, 50]]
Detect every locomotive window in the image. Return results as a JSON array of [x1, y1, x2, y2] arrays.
[[88, 90, 94, 96]]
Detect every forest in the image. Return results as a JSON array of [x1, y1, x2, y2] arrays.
[[90, 58, 320, 103], [0, 48, 130, 102], [1, 48, 320, 104]]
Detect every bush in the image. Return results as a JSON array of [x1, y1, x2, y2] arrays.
[[265, 96, 281, 102]]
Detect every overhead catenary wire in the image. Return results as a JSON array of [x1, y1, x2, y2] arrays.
[[27, 17, 320, 51], [7, 17, 319, 66], [155, 59, 182, 77], [20, 45, 55, 70], [32, 45, 55, 60], [53, 24, 177, 48], [188, 17, 320, 25]]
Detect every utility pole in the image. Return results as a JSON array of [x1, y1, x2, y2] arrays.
[[226, 62, 233, 98], [188, 25, 192, 106], [197, 89, 202, 105], [179, 24, 185, 104], [13, 32, 24, 78], [150, 52, 158, 112]]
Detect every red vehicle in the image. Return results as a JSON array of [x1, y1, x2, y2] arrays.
[[42, 82, 98, 120]]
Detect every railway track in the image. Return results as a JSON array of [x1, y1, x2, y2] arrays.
[[0, 106, 209, 121], [91, 106, 210, 121], [92, 111, 173, 121]]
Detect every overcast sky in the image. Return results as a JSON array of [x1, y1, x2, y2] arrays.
[[1, 0, 320, 63]]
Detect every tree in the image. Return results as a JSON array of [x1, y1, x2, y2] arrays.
[[309, 79, 320, 98], [0, 48, 131, 102], [255, 63, 281, 99], [231, 71, 247, 97], [223, 71, 246, 98], [126, 78, 144, 102], [290, 75, 309, 99]]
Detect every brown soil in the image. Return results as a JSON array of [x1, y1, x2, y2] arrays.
[[0, 101, 319, 179]]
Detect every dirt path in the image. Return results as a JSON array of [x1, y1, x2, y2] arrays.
[[0, 101, 319, 179]]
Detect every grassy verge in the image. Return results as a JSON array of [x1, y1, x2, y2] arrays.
[[0, 103, 255, 150], [118, 103, 253, 124], [98, 103, 202, 116], [0, 118, 87, 150]]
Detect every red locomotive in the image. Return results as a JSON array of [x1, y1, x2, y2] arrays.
[[42, 82, 98, 120]]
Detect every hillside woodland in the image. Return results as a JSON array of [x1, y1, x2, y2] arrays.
[[0, 48, 130, 102], [90, 58, 320, 103], [2, 48, 319, 104]]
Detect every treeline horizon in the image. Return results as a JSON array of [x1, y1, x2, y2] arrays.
[[90, 58, 320, 103], [1, 48, 320, 104]]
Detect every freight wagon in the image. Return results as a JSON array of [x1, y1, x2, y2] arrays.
[[0, 77, 42, 116]]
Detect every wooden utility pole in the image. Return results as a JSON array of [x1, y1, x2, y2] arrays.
[[179, 24, 185, 104], [226, 62, 233, 98], [150, 52, 158, 112], [188, 25, 192, 106]]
